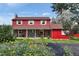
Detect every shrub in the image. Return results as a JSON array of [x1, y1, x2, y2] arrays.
[[0, 25, 15, 42], [24, 43, 55, 56], [0, 39, 74, 56], [15, 42, 28, 56], [0, 42, 15, 56], [63, 46, 73, 56], [0, 40, 55, 56]]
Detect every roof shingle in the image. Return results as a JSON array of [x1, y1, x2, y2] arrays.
[[12, 17, 50, 20]]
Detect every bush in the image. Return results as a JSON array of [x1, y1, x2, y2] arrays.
[[63, 46, 73, 56], [15, 42, 28, 56], [0, 42, 15, 56], [0, 39, 74, 56], [24, 43, 55, 56], [0, 40, 55, 56], [0, 25, 15, 42]]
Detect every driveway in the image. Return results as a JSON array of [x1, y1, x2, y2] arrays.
[[61, 43, 79, 56], [47, 43, 79, 56]]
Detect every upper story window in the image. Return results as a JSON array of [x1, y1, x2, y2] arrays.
[[16, 20, 22, 25], [28, 20, 34, 25], [40, 20, 46, 25]]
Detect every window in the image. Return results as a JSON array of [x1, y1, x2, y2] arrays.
[[40, 20, 46, 25], [28, 20, 34, 25], [61, 30, 66, 35], [16, 20, 22, 25]]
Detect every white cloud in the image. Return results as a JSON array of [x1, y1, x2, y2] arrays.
[[42, 12, 51, 16], [19, 11, 31, 14], [6, 3, 29, 7], [18, 11, 39, 17], [7, 3, 16, 6], [0, 16, 5, 25], [6, 3, 19, 7], [0, 15, 14, 25]]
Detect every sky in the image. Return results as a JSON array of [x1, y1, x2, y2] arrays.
[[0, 3, 57, 25]]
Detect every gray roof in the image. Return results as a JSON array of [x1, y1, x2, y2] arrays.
[[12, 17, 50, 20]]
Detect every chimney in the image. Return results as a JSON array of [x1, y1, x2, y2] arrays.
[[15, 14, 18, 18]]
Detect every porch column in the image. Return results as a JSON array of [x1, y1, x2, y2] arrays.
[[35, 29, 36, 38], [26, 29, 28, 37], [26, 30, 27, 37], [43, 30, 44, 37], [17, 30, 19, 37]]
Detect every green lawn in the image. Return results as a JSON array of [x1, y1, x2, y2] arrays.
[[51, 40, 79, 44], [16, 38, 79, 44]]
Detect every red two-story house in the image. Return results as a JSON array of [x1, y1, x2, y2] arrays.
[[12, 15, 79, 40]]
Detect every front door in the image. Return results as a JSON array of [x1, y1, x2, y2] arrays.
[[28, 30, 35, 37]]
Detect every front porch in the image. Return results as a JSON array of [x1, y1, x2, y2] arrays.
[[13, 29, 51, 38]]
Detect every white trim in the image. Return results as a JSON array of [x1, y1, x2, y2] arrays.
[[35, 30, 36, 38], [61, 30, 66, 35], [26, 30, 27, 37], [16, 20, 22, 25], [40, 20, 47, 25], [28, 20, 34, 25]]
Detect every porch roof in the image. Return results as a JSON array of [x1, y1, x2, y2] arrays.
[[50, 23, 63, 29], [13, 26, 50, 30], [13, 23, 63, 30]]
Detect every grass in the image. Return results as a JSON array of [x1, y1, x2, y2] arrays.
[[15, 37, 79, 44], [52, 40, 79, 44]]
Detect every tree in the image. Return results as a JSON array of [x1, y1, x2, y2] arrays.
[[0, 25, 15, 42], [51, 3, 79, 23], [51, 3, 79, 36], [51, 3, 71, 14], [70, 4, 79, 23]]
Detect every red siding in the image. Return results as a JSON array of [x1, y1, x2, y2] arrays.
[[12, 20, 50, 28], [12, 19, 79, 40], [74, 34, 79, 38], [51, 29, 69, 40], [51, 29, 61, 39], [51, 29, 79, 40]]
